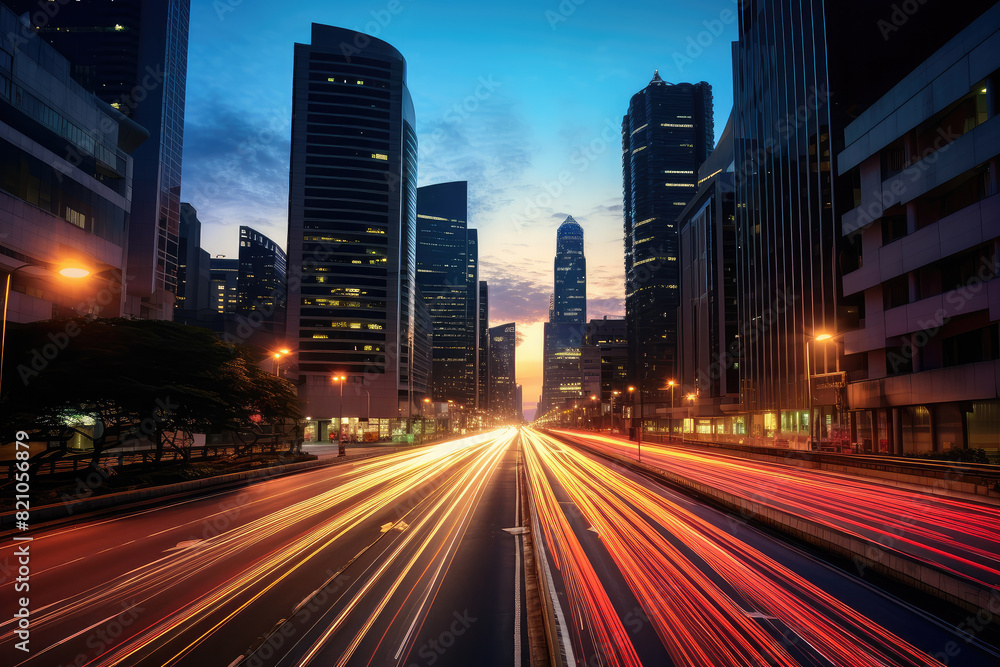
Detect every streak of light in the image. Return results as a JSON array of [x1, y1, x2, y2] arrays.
[[522, 428, 947, 667]]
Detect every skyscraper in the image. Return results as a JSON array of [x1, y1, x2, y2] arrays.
[[286, 24, 417, 424], [0, 4, 143, 325], [622, 73, 713, 403], [176, 203, 211, 314], [8, 0, 192, 320], [731, 1, 992, 447], [489, 323, 516, 421], [238, 226, 286, 335], [540, 216, 587, 415], [416, 182, 479, 406], [478, 280, 489, 409]]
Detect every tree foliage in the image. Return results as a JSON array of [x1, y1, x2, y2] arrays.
[[1, 318, 300, 463]]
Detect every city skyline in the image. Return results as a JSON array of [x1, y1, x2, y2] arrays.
[[178, 0, 740, 418]]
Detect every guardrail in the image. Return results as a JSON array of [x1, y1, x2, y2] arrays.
[[3, 442, 300, 483]]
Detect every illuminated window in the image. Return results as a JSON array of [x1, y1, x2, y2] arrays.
[[312, 334, 329, 339], [632, 145, 647, 154], [664, 182, 695, 187], [661, 123, 694, 128], [371, 153, 388, 160]]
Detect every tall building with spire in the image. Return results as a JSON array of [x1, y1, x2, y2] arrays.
[[622, 72, 713, 403], [540, 216, 587, 415]]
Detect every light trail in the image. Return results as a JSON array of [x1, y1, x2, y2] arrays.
[[1, 429, 516, 667], [522, 428, 951, 667], [552, 429, 1000, 591]]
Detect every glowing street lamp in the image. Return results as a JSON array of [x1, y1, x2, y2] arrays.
[[271, 347, 291, 376], [332, 374, 347, 456], [805, 332, 837, 446], [2, 263, 89, 398]]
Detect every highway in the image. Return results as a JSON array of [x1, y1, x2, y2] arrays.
[[0, 429, 529, 667], [552, 429, 1000, 590], [522, 428, 1000, 666]]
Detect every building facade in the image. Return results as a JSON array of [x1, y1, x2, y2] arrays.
[[176, 203, 211, 314], [238, 226, 287, 335], [416, 181, 479, 406], [678, 112, 739, 414], [8, 0, 192, 320], [582, 317, 629, 402], [730, 0, 994, 448], [622, 73, 714, 404], [478, 280, 489, 409], [489, 322, 517, 421], [540, 216, 587, 415], [838, 5, 1000, 453], [286, 24, 418, 426], [1, 4, 143, 329]]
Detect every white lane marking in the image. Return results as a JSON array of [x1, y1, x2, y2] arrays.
[[514, 448, 522, 667]]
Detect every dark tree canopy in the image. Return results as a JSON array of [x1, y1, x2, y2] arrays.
[[1, 318, 300, 449]]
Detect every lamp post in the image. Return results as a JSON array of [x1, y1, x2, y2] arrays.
[[271, 347, 291, 376], [805, 332, 833, 447], [628, 385, 640, 462], [686, 392, 696, 438], [332, 374, 346, 456], [610, 390, 620, 433], [589, 394, 598, 430], [666, 379, 676, 442], [422, 397, 431, 443], [2, 263, 89, 398]]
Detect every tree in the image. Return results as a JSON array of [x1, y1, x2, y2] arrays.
[[1, 318, 301, 466]]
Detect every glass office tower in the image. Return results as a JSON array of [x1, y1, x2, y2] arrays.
[[286, 24, 417, 421], [416, 181, 479, 406], [8, 0, 192, 320], [540, 216, 587, 415], [622, 73, 713, 403]]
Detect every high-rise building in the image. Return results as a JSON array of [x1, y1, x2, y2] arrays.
[[8, 0, 192, 320], [678, 112, 738, 412], [209, 257, 238, 314], [730, 0, 992, 447], [286, 24, 417, 424], [540, 216, 587, 415], [489, 323, 517, 420], [1, 4, 144, 324], [238, 226, 286, 335], [622, 73, 714, 405], [478, 280, 489, 408], [837, 5, 1000, 453], [176, 203, 211, 314], [582, 317, 629, 402], [416, 181, 479, 406]]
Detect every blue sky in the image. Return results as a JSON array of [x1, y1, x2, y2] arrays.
[[180, 0, 740, 413]]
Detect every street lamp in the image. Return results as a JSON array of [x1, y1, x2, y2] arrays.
[[421, 397, 432, 443], [666, 379, 677, 442], [627, 385, 640, 462], [271, 347, 291, 376], [589, 394, 598, 430], [332, 374, 347, 456], [610, 390, 620, 433], [686, 393, 696, 437], [2, 263, 89, 398], [805, 332, 835, 448]]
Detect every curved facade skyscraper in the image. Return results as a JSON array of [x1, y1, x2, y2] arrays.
[[540, 216, 587, 415], [286, 24, 419, 427], [622, 73, 713, 402]]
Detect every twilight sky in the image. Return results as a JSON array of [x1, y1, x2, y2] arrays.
[[180, 0, 740, 419]]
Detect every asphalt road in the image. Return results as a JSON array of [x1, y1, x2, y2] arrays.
[[523, 428, 1000, 667], [0, 429, 529, 667]]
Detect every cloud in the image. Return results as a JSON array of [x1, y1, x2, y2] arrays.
[[481, 255, 550, 326], [180, 103, 291, 241], [417, 93, 535, 223]]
